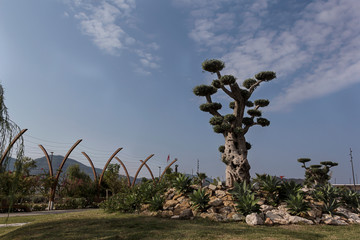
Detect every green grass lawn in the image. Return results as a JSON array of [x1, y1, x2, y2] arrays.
[[1, 209, 360, 240]]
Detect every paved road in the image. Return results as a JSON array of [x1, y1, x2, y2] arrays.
[[0, 208, 97, 218]]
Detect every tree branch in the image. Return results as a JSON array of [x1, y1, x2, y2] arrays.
[[205, 95, 222, 117], [220, 86, 235, 99], [248, 80, 263, 94]]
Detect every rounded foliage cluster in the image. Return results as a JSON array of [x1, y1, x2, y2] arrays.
[[246, 142, 252, 150], [255, 71, 276, 81], [220, 75, 236, 85], [240, 89, 251, 99], [218, 145, 225, 153], [242, 78, 257, 89], [297, 158, 311, 164], [202, 59, 225, 73], [242, 117, 254, 126], [257, 117, 270, 127], [224, 114, 236, 123], [193, 85, 217, 96], [234, 127, 244, 135], [320, 161, 338, 167], [213, 123, 231, 133], [209, 116, 223, 125], [245, 101, 254, 107], [254, 99, 270, 107], [212, 80, 222, 88], [247, 109, 262, 117], [199, 102, 222, 112]]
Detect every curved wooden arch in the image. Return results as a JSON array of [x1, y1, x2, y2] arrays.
[[38, 144, 53, 176], [50, 139, 82, 204], [159, 158, 178, 182], [131, 154, 154, 187], [0, 128, 27, 166], [81, 152, 97, 181], [114, 156, 131, 187], [54, 139, 83, 180], [140, 160, 155, 183], [98, 148, 123, 186]]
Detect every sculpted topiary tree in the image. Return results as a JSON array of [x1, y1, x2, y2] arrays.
[[298, 158, 338, 186], [193, 59, 276, 187]]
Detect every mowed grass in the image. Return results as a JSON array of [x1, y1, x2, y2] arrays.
[[1, 209, 360, 240]]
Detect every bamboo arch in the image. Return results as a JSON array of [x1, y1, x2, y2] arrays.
[[114, 156, 131, 187], [0, 128, 28, 166], [140, 160, 155, 183], [131, 154, 154, 187], [81, 152, 98, 181], [159, 158, 178, 182], [98, 148, 123, 186]]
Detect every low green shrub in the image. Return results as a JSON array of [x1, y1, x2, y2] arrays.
[[100, 192, 141, 213], [31, 203, 47, 211], [56, 197, 87, 209], [149, 193, 165, 211]]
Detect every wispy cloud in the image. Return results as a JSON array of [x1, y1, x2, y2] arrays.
[[176, 0, 360, 111], [66, 0, 160, 74]]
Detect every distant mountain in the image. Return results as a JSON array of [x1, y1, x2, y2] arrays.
[[4, 156, 134, 182], [31, 155, 103, 179]]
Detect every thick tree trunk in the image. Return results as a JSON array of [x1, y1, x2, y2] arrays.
[[223, 133, 250, 187]]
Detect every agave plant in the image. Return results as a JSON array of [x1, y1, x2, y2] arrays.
[[285, 193, 310, 216], [234, 193, 260, 216], [279, 180, 303, 201], [340, 188, 360, 213], [255, 174, 281, 206], [312, 184, 340, 202], [172, 174, 192, 193], [189, 188, 210, 211], [322, 197, 341, 216], [230, 181, 253, 200]]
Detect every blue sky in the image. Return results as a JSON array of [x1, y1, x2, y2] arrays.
[[1, 0, 360, 183]]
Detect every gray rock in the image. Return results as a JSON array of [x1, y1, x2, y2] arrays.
[[209, 198, 223, 207], [209, 184, 217, 191], [266, 211, 289, 225], [215, 190, 226, 197], [322, 214, 348, 225], [288, 215, 314, 225], [246, 213, 264, 226], [260, 204, 274, 213], [232, 213, 245, 221], [179, 209, 193, 219]]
